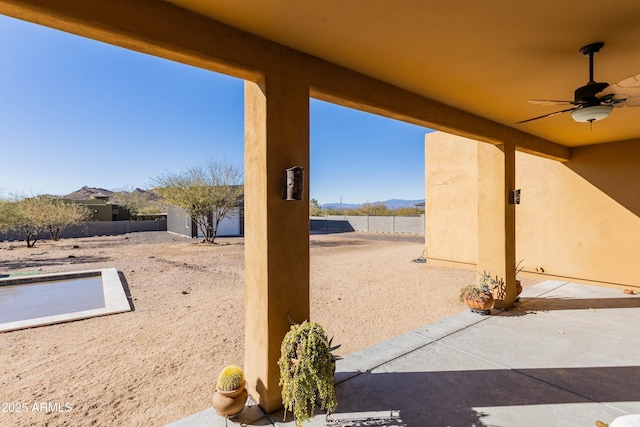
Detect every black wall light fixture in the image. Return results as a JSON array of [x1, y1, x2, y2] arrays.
[[509, 189, 521, 205], [285, 166, 304, 200]]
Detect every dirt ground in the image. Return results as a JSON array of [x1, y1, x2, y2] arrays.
[[0, 231, 537, 426]]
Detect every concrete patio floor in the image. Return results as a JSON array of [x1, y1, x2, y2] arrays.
[[166, 280, 640, 427]]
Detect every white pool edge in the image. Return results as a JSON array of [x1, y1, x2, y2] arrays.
[[0, 268, 131, 332]]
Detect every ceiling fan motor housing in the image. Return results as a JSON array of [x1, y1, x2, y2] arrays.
[[575, 81, 609, 105]]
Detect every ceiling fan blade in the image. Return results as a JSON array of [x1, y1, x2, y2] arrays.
[[599, 94, 640, 107], [528, 99, 577, 105], [597, 73, 640, 100], [516, 107, 579, 124], [598, 93, 624, 108], [625, 96, 640, 107]]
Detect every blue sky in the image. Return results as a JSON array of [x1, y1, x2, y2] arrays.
[[0, 15, 430, 205]]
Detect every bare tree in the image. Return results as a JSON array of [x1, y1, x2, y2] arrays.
[[152, 159, 243, 244], [356, 202, 390, 216], [111, 186, 142, 219], [310, 198, 323, 216], [45, 199, 91, 241], [9, 196, 90, 247], [0, 199, 20, 231], [111, 186, 167, 217], [13, 196, 50, 247]]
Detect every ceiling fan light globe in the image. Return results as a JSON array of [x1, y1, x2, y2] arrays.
[[571, 105, 613, 123]]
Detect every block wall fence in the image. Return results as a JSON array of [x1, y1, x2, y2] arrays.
[[310, 215, 424, 235], [0, 219, 167, 242], [1, 215, 423, 242]]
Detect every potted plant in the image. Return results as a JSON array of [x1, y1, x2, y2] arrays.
[[278, 320, 338, 427], [515, 259, 525, 300], [212, 365, 248, 418], [459, 283, 495, 314], [459, 270, 501, 314]]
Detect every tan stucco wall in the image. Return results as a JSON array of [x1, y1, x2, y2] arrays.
[[426, 132, 640, 287], [425, 132, 478, 264]]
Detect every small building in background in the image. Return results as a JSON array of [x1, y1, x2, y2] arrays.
[[62, 193, 131, 221], [167, 203, 244, 238]]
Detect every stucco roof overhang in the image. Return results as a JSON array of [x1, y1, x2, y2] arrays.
[[2, 0, 639, 160]]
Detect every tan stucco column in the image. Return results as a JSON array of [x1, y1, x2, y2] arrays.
[[244, 74, 310, 412], [477, 141, 517, 308]]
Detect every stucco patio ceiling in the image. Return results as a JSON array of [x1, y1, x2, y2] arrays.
[[167, 0, 640, 148]]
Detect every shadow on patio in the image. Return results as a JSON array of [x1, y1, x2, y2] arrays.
[[330, 366, 640, 426], [167, 280, 640, 426], [517, 296, 640, 311]]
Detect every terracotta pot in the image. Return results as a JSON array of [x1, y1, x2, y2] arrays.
[[623, 289, 635, 295], [212, 380, 248, 417], [465, 292, 494, 311]]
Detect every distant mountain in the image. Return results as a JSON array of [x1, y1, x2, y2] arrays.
[[320, 202, 361, 210], [61, 186, 166, 213], [63, 186, 114, 199], [321, 199, 424, 210], [384, 199, 425, 210]]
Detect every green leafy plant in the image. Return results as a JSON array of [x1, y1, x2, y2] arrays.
[[479, 269, 503, 291], [278, 321, 338, 426], [216, 365, 245, 391]]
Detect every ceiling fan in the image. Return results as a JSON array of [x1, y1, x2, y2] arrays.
[[517, 42, 640, 124]]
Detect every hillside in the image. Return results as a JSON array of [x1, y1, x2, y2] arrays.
[[63, 186, 114, 199], [63, 186, 166, 214]]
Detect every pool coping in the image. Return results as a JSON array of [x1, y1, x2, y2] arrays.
[[0, 268, 131, 332]]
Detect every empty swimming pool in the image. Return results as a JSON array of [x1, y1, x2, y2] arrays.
[[0, 268, 131, 332]]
